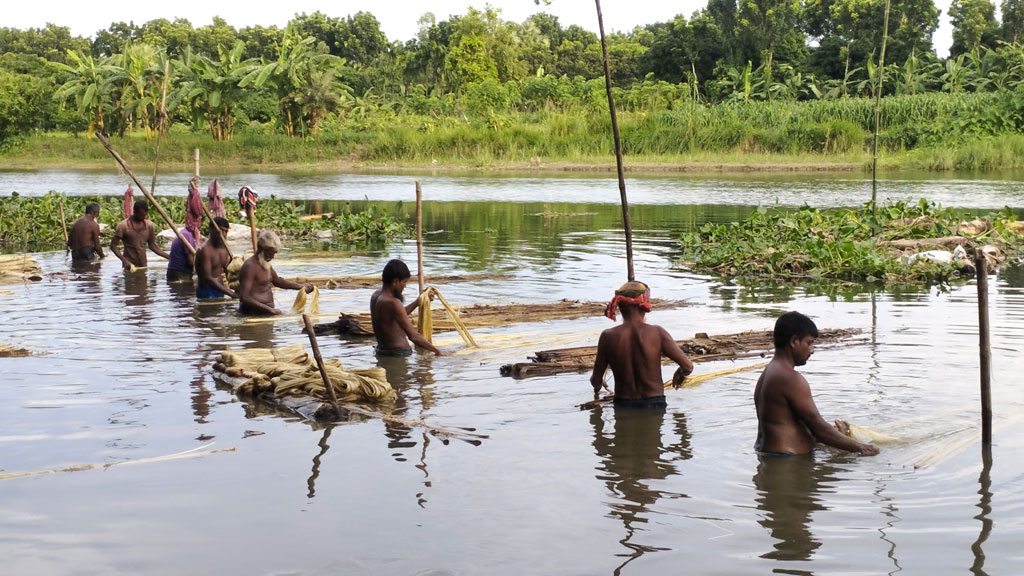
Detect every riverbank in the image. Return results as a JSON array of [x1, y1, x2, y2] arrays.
[[0, 131, 990, 174]]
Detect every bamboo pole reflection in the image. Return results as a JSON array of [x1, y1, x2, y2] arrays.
[[970, 445, 993, 576]]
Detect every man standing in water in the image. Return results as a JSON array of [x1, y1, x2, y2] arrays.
[[370, 259, 447, 356], [754, 311, 878, 456], [590, 281, 693, 408], [237, 229, 312, 315], [195, 217, 237, 299], [110, 199, 169, 270], [68, 202, 105, 262]]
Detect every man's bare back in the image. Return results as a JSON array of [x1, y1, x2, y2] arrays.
[[590, 281, 692, 405], [69, 211, 104, 261]]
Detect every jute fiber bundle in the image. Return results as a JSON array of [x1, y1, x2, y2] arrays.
[[0, 254, 41, 284], [417, 287, 477, 348], [214, 343, 394, 403]]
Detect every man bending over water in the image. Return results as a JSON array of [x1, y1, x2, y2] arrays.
[[68, 202, 105, 262], [370, 259, 447, 356], [754, 311, 878, 456], [237, 229, 312, 315], [590, 281, 693, 408]]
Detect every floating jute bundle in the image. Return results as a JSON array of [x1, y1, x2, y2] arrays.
[[214, 343, 394, 403], [0, 254, 41, 284]]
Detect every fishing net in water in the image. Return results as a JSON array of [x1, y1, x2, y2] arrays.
[[214, 342, 394, 403], [417, 286, 477, 348]]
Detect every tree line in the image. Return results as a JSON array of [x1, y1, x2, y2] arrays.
[[2, 2, 1024, 146]]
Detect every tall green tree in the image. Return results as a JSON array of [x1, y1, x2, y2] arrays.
[[1000, 0, 1024, 43], [949, 0, 999, 56], [52, 49, 120, 134]]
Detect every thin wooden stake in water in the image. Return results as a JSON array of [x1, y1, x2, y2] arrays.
[[58, 198, 69, 253], [594, 0, 635, 282], [871, 0, 892, 212], [416, 181, 425, 293], [975, 248, 992, 446], [95, 131, 195, 255], [193, 148, 200, 179], [303, 314, 339, 410]]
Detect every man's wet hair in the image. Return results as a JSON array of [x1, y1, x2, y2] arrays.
[[85, 202, 100, 215], [382, 259, 411, 284], [210, 216, 230, 231], [773, 311, 819, 349], [133, 199, 148, 213]]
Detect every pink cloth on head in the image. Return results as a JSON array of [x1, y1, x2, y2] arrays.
[[185, 180, 204, 240], [206, 178, 225, 219], [121, 185, 134, 220]]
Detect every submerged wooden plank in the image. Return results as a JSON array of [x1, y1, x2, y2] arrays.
[[313, 298, 691, 337], [499, 328, 864, 378]]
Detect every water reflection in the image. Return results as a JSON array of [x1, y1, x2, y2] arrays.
[[753, 455, 841, 566], [970, 446, 994, 576], [377, 353, 438, 507], [307, 426, 333, 499], [590, 407, 691, 572]]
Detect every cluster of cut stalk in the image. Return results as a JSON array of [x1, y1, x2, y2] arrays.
[[213, 343, 394, 402]]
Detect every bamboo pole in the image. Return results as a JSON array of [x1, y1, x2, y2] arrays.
[[58, 198, 69, 253], [416, 181, 425, 293], [595, 0, 635, 282], [975, 249, 992, 446], [246, 205, 258, 253], [303, 314, 340, 411], [193, 148, 200, 178], [151, 59, 170, 195], [870, 0, 892, 213], [95, 131, 196, 255]]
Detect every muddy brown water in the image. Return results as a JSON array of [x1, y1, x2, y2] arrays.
[[2, 170, 1023, 575]]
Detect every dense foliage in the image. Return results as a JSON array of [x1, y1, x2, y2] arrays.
[[679, 199, 1024, 284], [0, 4, 1023, 157], [0, 191, 409, 250]]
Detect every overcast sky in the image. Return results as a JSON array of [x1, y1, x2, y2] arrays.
[[6, 0, 956, 57]]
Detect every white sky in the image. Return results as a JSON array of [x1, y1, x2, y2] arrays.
[[6, 0, 955, 57]]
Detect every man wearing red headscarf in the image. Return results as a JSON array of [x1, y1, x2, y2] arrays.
[[591, 281, 693, 408]]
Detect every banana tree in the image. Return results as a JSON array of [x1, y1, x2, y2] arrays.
[[52, 49, 121, 135]]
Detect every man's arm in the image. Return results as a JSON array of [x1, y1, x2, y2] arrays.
[[110, 227, 127, 268], [90, 223, 105, 258], [148, 225, 170, 260], [238, 262, 279, 315], [788, 375, 878, 455], [270, 269, 313, 293], [590, 333, 610, 398], [391, 299, 447, 355], [660, 327, 694, 388]]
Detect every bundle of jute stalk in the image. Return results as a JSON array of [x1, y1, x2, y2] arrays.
[[213, 343, 394, 402], [417, 286, 477, 347]]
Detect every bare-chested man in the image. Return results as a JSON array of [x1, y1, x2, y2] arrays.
[[370, 259, 447, 356], [68, 202, 105, 262], [195, 217, 237, 299], [754, 311, 878, 456], [590, 281, 693, 408], [110, 199, 169, 270], [237, 229, 312, 315]]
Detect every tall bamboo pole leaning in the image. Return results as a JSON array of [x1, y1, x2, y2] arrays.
[[246, 204, 258, 253], [594, 0, 635, 282], [975, 249, 992, 446], [95, 131, 196, 255], [303, 314, 340, 412], [871, 0, 892, 212], [416, 181, 425, 293]]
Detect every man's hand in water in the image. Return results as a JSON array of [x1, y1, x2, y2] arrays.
[[671, 366, 689, 389], [434, 348, 450, 356], [834, 419, 879, 456], [303, 283, 315, 293], [858, 443, 880, 456], [271, 308, 283, 316]]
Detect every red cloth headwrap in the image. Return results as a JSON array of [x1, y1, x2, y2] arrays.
[[603, 287, 652, 320]]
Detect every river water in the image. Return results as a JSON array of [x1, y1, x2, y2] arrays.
[[2, 170, 1023, 575]]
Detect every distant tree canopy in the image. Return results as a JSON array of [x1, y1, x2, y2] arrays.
[[3, 3, 1024, 146]]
